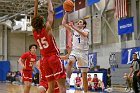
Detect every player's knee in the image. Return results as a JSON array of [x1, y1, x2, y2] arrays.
[[57, 84, 66, 93], [68, 59, 75, 67], [59, 87, 66, 93], [25, 82, 31, 87], [68, 62, 73, 67], [38, 86, 46, 93]]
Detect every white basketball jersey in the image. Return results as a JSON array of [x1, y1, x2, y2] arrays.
[[72, 28, 89, 50]]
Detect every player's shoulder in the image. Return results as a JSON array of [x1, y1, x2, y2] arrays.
[[24, 52, 32, 56], [21, 52, 30, 58], [22, 52, 29, 55], [83, 28, 89, 32]]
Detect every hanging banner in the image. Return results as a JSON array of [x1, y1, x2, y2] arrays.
[[93, 11, 101, 43], [87, 0, 100, 6], [59, 25, 66, 50], [118, 17, 134, 35], [122, 47, 140, 64], [85, 18, 92, 45], [88, 52, 97, 68], [55, 5, 64, 19]]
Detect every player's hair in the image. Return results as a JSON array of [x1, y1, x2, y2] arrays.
[[29, 44, 37, 50], [81, 19, 87, 28], [94, 74, 97, 76], [31, 16, 44, 32]]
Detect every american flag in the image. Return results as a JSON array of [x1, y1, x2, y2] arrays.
[[114, 0, 128, 19]]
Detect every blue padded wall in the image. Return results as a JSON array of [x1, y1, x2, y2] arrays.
[[0, 61, 10, 81]]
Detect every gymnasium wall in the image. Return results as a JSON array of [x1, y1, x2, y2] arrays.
[[0, 25, 3, 60], [7, 32, 36, 71]]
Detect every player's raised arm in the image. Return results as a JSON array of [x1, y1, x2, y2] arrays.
[[62, 12, 70, 28], [46, 0, 54, 31], [34, 0, 38, 18]]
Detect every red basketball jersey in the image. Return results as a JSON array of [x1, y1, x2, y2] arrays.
[[33, 28, 60, 57], [92, 77, 99, 83], [75, 77, 81, 83], [92, 77, 99, 88], [87, 77, 92, 81], [21, 52, 36, 71]]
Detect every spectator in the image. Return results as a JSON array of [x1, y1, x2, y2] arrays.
[[15, 71, 21, 83], [87, 74, 92, 90], [123, 73, 133, 92], [94, 67, 99, 71], [11, 72, 16, 83], [32, 71, 38, 86], [98, 80, 105, 91], [74, 73, 82, 89], [107, 68, 111, 88], [92, 74, 99, 90], [6, 72, 12, 82]]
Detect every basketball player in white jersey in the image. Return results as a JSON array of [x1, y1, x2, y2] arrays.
[[62, 12, 90, 93]]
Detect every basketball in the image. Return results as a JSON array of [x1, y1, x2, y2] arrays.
[[63, 0, 74, 12]]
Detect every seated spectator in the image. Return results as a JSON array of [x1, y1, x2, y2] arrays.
[[92, 74, 103, 91], [6, 72, 12, 82], [87, 74, 92, 90], [15, 71, 21, 83], [94, 67, 99, 71], [123, 73, 133, 92], [107, 68, 111, 88], [74, 73, 82, 89], [98, 80, 105, 91], [92, 74, 99, 90], [10, 72, 16, 83], [32, 73, 38, 86]]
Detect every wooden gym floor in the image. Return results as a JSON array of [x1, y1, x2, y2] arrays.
[[0, 82, 94, 93], [0, 82, 126, 93]]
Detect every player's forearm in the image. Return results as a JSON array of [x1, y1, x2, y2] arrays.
[[47, 0, 54, 26], [138, 70, 140, 74], [47, 0, 54, 13], [129, 67, 134, 76], [62, 13, 68, 26], [60, 54, 69, 60], [34, 0, 38, 17], [62, 13, 72, 30]]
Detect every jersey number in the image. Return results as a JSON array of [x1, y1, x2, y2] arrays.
[[37, 37, 49, 49], [78, 37, 80, 43]]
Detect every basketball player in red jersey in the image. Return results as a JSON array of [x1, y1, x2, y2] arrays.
[[37, 59, 59, 93], [31, 0, 66, 93], [18, 44, 37, 93]]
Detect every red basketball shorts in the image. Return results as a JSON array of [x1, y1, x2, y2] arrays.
[[21, 70, 32, 82], [42, 54, 66, 82]]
